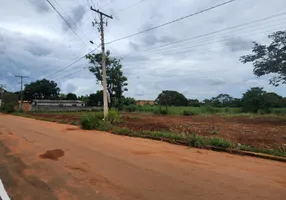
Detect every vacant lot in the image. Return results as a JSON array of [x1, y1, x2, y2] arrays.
[[22, 111, 286, 150]]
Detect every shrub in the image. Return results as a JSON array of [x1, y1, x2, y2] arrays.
[[153, 109, 168, 115], [112, 127, 135, 136], [141, 130, 183, 140], [98, 121, 113, 131], [187, 134, 206, 148], [182, 110, 197, 116], [208, 137, 232, 148], [80, 113, 103, 130], [107, 109, 121, 124], [201, 105, 219, 114], [125, 105, 137, 112], [3, 103, 16, 113]]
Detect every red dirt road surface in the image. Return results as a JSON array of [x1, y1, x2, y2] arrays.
[[0, 114, 285, 200]]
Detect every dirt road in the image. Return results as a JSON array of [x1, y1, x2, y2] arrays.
[[0, 114, 285, 200]]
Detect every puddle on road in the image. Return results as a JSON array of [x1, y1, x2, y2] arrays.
[[39, 149, 65, 161]]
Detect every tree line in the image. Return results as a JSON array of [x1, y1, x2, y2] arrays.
[[155, 88, 286, 113]]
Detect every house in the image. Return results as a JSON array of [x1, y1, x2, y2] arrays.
[[31, 100, 85, 111], [136, 100, 155, 106]]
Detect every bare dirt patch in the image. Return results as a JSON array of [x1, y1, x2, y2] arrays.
[[39, 149, 65, 161], [25, 112, 286, 149], [122, 114, 286, 149]]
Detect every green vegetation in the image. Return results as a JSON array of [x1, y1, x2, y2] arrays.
[[0, 92, 18, 113], [240, 30, 286, 87], [130, 105, 241, 116], [86, 51, 128, 109], [78, 111, 286, 158], [80, 112, 104, 130]]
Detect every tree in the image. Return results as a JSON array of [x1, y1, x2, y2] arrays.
[[155, 91, 189, 106], [241, 87, 266, 113], [59, 94, 66, 100], [2, 92, 18, 105], [24, 79, 60, 101], [123, 97, 136, 106], [87, 90, 103, 106], [188, 99, 201, 107], [66, 93, 77, 100], [240, 31, 286, 86], [1, 92, 18, 113], [79, 95, 89, 104], [210, 94, 241, 107], [86, 51, 128, 108], [262, 92, 283, 108]]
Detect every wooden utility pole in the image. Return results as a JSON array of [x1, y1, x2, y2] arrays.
[[15, 75, 27, 110], [90, 6, 113, 119]]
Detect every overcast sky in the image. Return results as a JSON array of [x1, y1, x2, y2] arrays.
[[1, 0, 286, 100]]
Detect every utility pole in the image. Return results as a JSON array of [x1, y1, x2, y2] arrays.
[[15, 75, 27, 110], [90, 6, 113, 119]]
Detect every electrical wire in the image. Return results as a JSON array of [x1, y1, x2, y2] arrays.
[[115, 12, 286, 58], [46, 0, 89, 47], [44, 44, 101, 79], [102, 0, 119, 8], [121, 25, 286, 66], [133, 18, 286, 57], [105, 0, 238, 45], [115, 0, 147, 14], [47, 0, 238, 78], [53, 0, 92, 43]]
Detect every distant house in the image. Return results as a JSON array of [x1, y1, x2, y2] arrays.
[[31, 100, 85, 111], [136, 100, 155, 106]]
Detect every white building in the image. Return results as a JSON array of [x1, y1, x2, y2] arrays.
[[32, 100, 85, 107]]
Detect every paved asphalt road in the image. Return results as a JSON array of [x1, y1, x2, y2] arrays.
[[0, 114, 285, 200]]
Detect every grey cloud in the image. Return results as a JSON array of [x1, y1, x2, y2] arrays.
[[129, 41, 140, 51], [71, 5, 86, 24], [205, 77, 227, 86], [141, 34, 176, 47], [25, 44, 51, 57], [62, 5, 86, 31], [67, 83, 76, 93], [224, 37, 253, 52], [29, 0, 50, 12]]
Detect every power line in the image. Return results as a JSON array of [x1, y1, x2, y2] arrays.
[[46, 0, 89, 47], [44, 44, 101, 79], [122, 25, 286, 66], [116, 12, 286, 58], [116, 0, 147, 14], [135, 19, 286, 57], [102, 0, 119, 8], [44, 0, 238, 81], [53, 0, 92, 43], [52, 62, 88, 80], [106, 0, 238, 45]]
